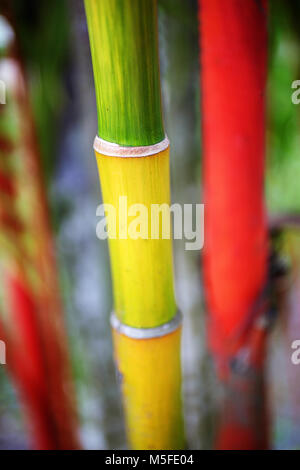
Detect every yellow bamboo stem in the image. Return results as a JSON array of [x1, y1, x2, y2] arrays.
[[95, 146, 176, 328], [112, 327, 184, 450]]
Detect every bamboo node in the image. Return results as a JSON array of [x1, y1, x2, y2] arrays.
[[93, 135, 169, 158], [110, 311, 182, 339]]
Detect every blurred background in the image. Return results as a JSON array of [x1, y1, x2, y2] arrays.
[[0, 0, 300, 449]]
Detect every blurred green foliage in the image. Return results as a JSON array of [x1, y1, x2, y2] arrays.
[[8, 0, 70, 184], [267, 0, 300, 212]]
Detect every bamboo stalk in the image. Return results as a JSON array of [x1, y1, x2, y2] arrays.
[[84, 0, 184, 449], [199, 0, 269, 449]]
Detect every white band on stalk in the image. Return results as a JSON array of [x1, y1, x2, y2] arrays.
[[110, 310, 182, 339], [93, 135, 169, 157]]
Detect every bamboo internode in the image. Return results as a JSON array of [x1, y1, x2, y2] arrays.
[[84, 0, 164, 146], [95, 144, 176, 328], [112, 324, 183, 450]]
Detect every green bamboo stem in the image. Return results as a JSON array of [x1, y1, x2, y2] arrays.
[[84, 0, 164, 146]]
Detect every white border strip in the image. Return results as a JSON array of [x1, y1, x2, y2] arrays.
[[111, 310, 182, 339], [94, 135, 169, 157]]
